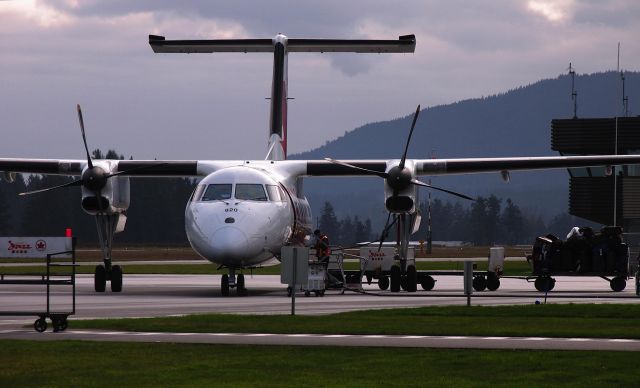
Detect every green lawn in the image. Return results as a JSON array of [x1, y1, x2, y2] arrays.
[[0, 341, 636, 387], [72, 304, 640, 339]]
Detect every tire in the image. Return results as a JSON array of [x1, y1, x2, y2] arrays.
[[610, 276, 626, 292], [421, 275, 435, 291], [34, 318, 47, 333], [390, 265, 401, 292], [286, 286, 292, 297], [534, 276, 554, 292], [221, 274, 230, 296], [94, 265, 106, 293], [111, 265, 123, 293], [406, 265, 417, 292], [237, 274, 246, 295], [378, 276, 389, 290], [487, 276, 500, 291], [472, 276, 487, 292], [305, 290, 310, 297]]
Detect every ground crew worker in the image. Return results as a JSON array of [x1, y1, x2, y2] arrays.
[[314, 229, 331, 265]]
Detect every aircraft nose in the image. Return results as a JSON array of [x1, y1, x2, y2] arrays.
[[211, 226, 249, 257]]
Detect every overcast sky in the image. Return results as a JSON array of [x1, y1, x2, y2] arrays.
[[1, 0, 639, 161]]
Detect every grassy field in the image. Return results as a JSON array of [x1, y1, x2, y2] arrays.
[[72, 304, 640, 339], [0, 340, 635, 387]]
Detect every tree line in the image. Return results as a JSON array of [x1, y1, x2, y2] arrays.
[[316, 196, 594, 247]]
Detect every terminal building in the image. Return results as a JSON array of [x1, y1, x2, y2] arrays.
[[551, 117, 640, 256]]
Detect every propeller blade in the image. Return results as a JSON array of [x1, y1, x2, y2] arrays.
[[104, 162, 170, 179], [324, 158, 388, 178], [410, 178, 475, 201], [19, 179, 83, 196], [77, 104, 93, 169], [399, 105, 420, 170], [377, 213, 399, 252]]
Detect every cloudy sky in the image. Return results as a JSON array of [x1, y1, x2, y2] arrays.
[[1, 0, 639, 161]]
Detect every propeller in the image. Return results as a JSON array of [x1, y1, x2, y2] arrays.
[[20, 105, 166, 198], [324, 105, 474, 201]]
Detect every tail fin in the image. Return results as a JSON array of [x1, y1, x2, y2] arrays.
[[149, 34, 416, 160]]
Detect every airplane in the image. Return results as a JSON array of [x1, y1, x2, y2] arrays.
[[2, 32, 640, 296]]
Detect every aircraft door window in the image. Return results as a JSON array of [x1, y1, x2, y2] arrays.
[[202, 184, 233, 201], [235, 184, 268, 201]]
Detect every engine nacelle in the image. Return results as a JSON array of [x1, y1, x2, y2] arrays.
[[383, 160, 419, 214], [80, 161, 130, 215]]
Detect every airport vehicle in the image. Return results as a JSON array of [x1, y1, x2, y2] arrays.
[[2, 33, 640, 296], [527, 226, 630, 292]]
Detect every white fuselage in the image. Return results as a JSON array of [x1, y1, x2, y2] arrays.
[[185, 165, 312, 268]]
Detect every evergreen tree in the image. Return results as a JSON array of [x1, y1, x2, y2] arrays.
[[502, 198, 524, 244], [318, 201, 339, 240], [468, 197, 488, 245], [339, 216, 354, 246]]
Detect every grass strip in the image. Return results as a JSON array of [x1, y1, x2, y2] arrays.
[[72, 304, 640, 339], [0, 340, 635, 387]]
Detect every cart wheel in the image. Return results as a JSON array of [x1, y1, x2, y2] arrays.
[[610, 276, 626, 292], [472, 276, 487, 291], [314, 291, 320, 297], [305, 290, 310, 297], [420, 275, 435, 291], [34, 318, 47, 333], [319, 290, 325, 296], [534, 276, 554, 292], [286, 287, 292, 297], [378, 276, 389, 290], [487, 276, 500, 291], [52, 318, 61, 333]]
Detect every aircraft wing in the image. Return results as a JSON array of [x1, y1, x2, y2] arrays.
[[302, 155, 640, 177], [0, 159, 202, 177]]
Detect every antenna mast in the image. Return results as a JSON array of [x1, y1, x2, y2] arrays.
[[569, 62, 577, 118]]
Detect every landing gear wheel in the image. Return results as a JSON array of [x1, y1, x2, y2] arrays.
[[378, 276, 390, 290], [406, 265, 417, 292], [94, 265, 106, 293], [534, 276, 555, 292], [221, 274, 230, 296], [472, 276, 487, 291], [420, 275, 435, 291], [610, 276, 626, 292], [390, 265, 401, 292], [237, 274, 247, 296], [34, 318, 47, 333], [486, 275, 500, 291], [111, 265, 123, 292]]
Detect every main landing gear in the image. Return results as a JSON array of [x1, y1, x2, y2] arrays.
[[93, 213, 123, 293], [221, 267, 248, 296]]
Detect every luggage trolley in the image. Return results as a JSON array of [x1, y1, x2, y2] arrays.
[[0, 239, 76, 332]]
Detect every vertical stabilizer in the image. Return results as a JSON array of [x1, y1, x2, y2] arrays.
[[149, 33, 416, 161]]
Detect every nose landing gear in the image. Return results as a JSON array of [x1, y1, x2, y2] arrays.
[[221, 268, 248, 296], [93, 213, 124, 293]]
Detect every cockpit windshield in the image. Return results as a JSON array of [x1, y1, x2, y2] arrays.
[[202, 184, 232, 201], [235, 184, 268, 201]]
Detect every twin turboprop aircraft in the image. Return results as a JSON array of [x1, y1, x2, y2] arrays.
[[2, 33, 640, 296]]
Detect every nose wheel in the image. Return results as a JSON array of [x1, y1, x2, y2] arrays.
[[93, 213, 124, 293], [220, 271, 248, 296]]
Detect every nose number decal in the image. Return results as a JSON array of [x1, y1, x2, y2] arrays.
[[225, 208, 238, 212]]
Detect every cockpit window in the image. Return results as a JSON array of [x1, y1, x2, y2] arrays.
[[266, 185, 286, 202], [235, 184, 268, 201], [190, 184, 206, 202], [202, 184, 232, 201]]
